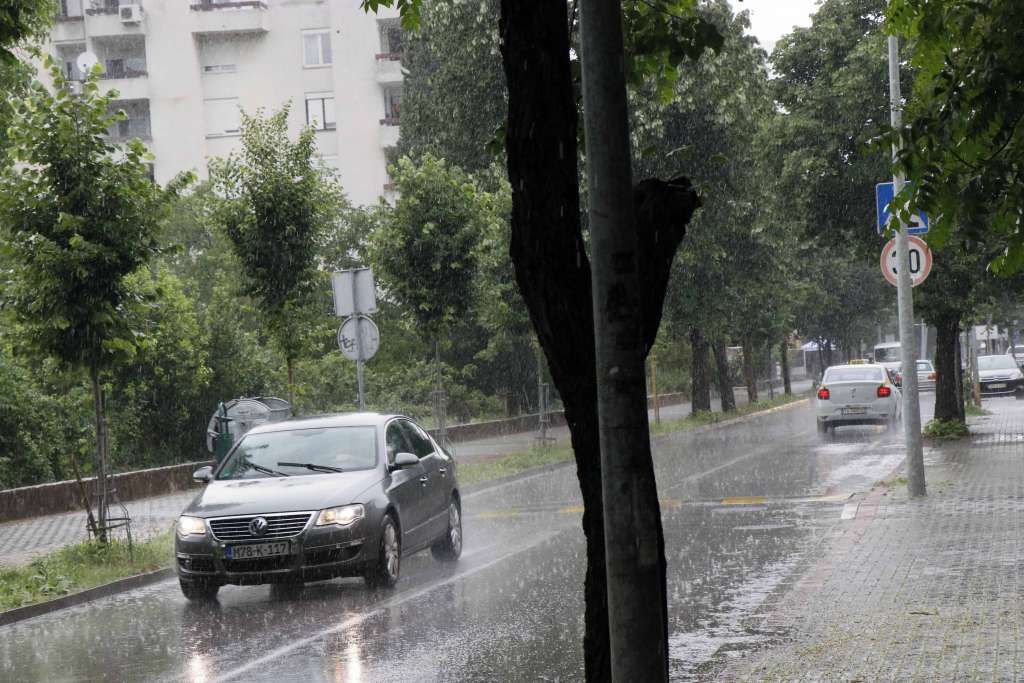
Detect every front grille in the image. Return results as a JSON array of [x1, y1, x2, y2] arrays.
[[178, 556, 216, 572], [304, 545, 360, 566], [209, 512, 313, 541], [223, 556, 293, 573], [984, 375, 1014, 382]]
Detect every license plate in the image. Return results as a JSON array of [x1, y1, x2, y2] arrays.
[[225, 541, 291, 560], [841, 407, 867, 415], [989, 383, 1007, 389]]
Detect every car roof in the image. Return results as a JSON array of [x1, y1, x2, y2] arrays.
[[874, 342, 901, 348], [826, 363, 886, 371], [246, 412, 407, 435]]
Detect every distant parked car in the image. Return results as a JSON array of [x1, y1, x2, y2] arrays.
[[1010, 345, 1024, 369], [175, 412, 463, 601], [916, 359, 937, 391], [815, 363, 902, 436], [977, 355, 1024, 398]]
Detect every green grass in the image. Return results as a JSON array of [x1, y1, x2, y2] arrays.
[[649, 391, 808, 437], [923, 418, 971, 440], [458, 443, 575, 487], [0, 530, 174, 611], [459, 391, 809, 487], [965, 403, 992, 417]]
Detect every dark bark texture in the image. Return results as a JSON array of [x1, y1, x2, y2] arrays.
[[934, 314, 965, 423], [690, 328, 711, 412], [499, 2, 699, 679], [742, 336, 758, 403], [712, 337, 736, 412], [780, 339, 792, 394]]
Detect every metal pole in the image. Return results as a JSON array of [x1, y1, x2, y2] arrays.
[[580, 0, 667, 677], [888, 33, 926, 497], [353, 274, 366, 410]]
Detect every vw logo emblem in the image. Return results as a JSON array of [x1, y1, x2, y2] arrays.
[[249, 517, 269, 537]]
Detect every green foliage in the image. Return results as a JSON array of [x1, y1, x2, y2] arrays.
[[0, 346, 63, 488], [0, 0, 54, 64], [212, 106, 346, 366], [886, 0, 1024, 274], [0, 532, 173, 610], [397, 0, 506, 171], [371, 154, 484, 339], [0, 60, 175, 374], [922, 418, 970, 440]]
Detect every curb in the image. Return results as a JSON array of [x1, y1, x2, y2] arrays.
[[0, 567, 175, 629]]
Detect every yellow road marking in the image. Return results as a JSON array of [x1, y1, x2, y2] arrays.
[[477, 510, 521, 519], [559, 505, 585, 514], [720, 496, 768, 505]]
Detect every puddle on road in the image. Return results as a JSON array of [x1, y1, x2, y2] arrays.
[[667, 554, 802, 681]]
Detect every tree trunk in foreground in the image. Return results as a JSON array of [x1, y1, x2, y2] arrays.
[[934, 314, 965, 423], [690, 328, 711, 413], [742, 336, 758, 403], [500, 3, 699, 678], [89, 366, 109, 543], [712, 337, 736, 412], [780, 339, 792, 395]]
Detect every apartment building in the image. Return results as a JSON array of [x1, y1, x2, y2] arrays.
[[48, 0, 403, 206]]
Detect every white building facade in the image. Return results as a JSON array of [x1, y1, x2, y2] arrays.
[[48, 0, 403, 206]]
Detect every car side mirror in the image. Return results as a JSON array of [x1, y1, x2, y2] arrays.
[[392, 452, 419, 470], [193, 465, 213, 484]]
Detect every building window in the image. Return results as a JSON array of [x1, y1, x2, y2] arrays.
[[302, 29, 332, 68], [203, 64, 237, 74], [381, 87, 401, 124], [204, 97, 241, 137], [59, 0, 83, 19], [305, 92, 336, 131], [377, 19, 403, 57]]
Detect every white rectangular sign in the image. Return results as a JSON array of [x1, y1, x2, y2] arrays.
[[331, 268, 377, 316]]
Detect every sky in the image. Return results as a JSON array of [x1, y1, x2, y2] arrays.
[[727, 0, 820, 54]]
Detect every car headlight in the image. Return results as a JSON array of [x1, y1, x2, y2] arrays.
[[177, 515, 207, 537], [316, 504, 365, 527]]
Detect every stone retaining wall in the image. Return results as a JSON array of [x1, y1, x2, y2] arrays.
[[0, 391, 688, 523]]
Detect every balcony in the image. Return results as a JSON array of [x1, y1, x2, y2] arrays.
[[375, 53, 403, 84], [379, 123, 399, 148], [85, 3, 146, 38], [98, 71, 148, 100], [53, 14, 86, 43], [190, 1, 268, 36]]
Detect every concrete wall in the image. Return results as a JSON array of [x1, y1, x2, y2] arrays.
[[0, 392, 688, 523]]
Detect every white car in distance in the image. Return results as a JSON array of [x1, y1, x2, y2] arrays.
[[816, 363, 902, 436]]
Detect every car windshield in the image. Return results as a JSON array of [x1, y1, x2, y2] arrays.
[[218, 426, 377, 480], [978, 356, 1018, 371], [917, 361, 933, 371], [874, 347, 901, 362], [824, 367, 885, 382]]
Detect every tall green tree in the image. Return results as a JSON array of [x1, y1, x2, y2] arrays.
[[887, 0, 1024, 273], [212, 106, 346, 403], [397, 0, 506, 171], [0, 61, 179, 536]]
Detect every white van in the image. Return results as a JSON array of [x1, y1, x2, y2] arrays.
[[873, 342, 902, 372]]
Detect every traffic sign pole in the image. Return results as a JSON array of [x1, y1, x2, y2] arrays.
[[888, 33, 926, 498]]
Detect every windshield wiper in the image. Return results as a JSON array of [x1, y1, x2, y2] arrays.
[[277, 461, 344, 473], [243, 459, 288, 477]]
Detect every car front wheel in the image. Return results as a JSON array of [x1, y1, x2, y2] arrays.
[[364, 514, 401, 589], [431, 498, 463, 562], [179, 578, 219, 602]]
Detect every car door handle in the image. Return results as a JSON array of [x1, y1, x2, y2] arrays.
[[438, 467, 447, 476], [419, 475, 429, 485]]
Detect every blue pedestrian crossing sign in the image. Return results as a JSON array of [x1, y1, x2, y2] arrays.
[[876, 182, 929, 235]]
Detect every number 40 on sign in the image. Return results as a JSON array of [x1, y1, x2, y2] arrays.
[[879, 235, 932, 288]]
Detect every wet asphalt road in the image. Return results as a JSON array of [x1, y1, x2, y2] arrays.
[[0, 395, 934, 682]]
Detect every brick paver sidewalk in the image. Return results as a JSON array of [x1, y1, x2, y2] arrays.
[[720, 401, 1024, 681]]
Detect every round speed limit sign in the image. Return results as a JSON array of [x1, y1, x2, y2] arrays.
[[880, 235, 932, 287]]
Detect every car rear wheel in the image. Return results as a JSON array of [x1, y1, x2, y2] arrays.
[[431, 498, 463, 562], [364, 514, 400, 589], [179, 578, 219, 602]]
